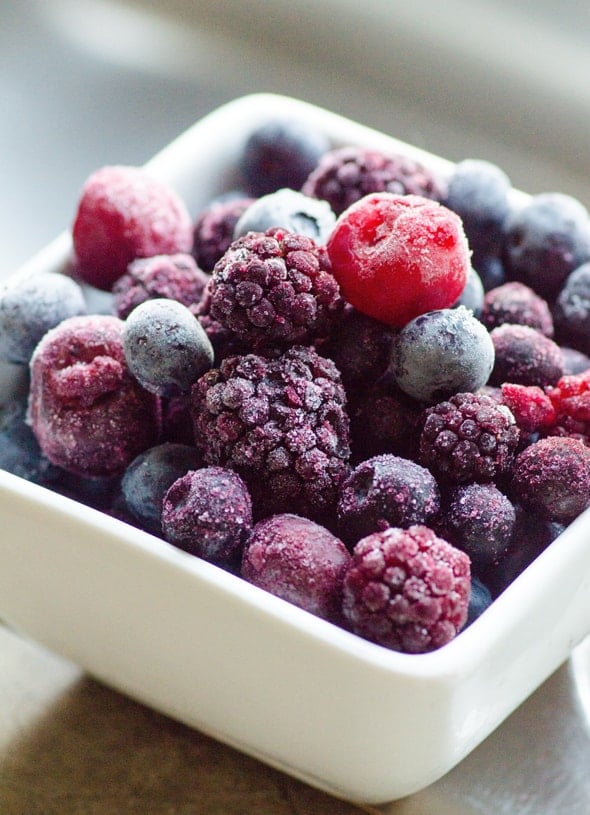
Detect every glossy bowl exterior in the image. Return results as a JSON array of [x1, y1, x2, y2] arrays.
[[0, 95, 589, 805]]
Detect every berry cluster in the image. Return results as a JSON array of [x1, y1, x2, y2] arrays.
[[3, 111, 590, 656]]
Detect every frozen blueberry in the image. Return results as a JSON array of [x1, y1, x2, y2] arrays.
[[391, 306, 495, 403], [475, 254, 506, 292], [437, 482, 516, 572], [452, 266, 485, 317], [444, 158, 512, 267], [241, 513, 350, 623], [465, 575, 493, 627], [502, 192, 590, 299], [121, 442, 203, 535], [162, 466, 253, 565], [123, 298, 214, 396], [233, 188, 336, 244], [239, 118, 330, 197], [0, 397, 60, 485], [560, 346, 590, 375], [553, 262, 590, 354], [337, 454, 441, 547], [0, 272, 86, 364]]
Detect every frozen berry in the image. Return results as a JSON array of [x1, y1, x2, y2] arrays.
[[239, 118, 330, 197], [302, 146, 445, 216], [208, 228, 343, 351], [437, 483, 516, 572], [241, 513, 350, 622], [163, 466, 253, 564], [481, 281, 554, 337], [327, 193, 471, 327], [500, 382, 556, 434], [0, 397, 60, 485], [112, 253, 208, 320], [341, 524, 470, 653], [337, 454, 441, 547], [0, 272, 86, 364], [391, 306, 495, 403], [419, 391, 520, 485], [192, 195, 255, 272], [123, 298, 214, 396], [72, 165, 193, 290], [233, 188, 336, 244], [27, 314, 160, 478], [190, 346, 351, 521], [502, 192, 590, 299], [553, 262, 590, 354], [121, 442, 203, 535], [510, 436, 590, 524], [452, 266, 485, 317], [488, 323, 564, 387], [444, 158, 512, 268], [561, 346, 590, 375], [465, 575, 493, 627]]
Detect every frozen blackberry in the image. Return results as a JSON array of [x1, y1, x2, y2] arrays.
[[0, 271, 86, 364], [241, 513, 350, 623], [419, 391, 520, 485], [444, 158, 512, 268], [502, 192, 590, 299], [192, 195, 255, 272], [208, 227, 343, 352], [239, 118, 330, 197], [488, 323, 564, 388], [162, 466, 253, 565], [391, 307, 495, 404], [510, 436, 590, 524], [190, 345, 351, 521], [121, 442, 203, 535], [437, 483, 516, 572], [233, 189, 336, 245], [302, 146, 445, 216], [481, 281, 554, 337], [553, 262, 590, 355], [112, 253, 209, 320], [341, 524, 471, 654], [319, 306, 395, 394], [337, 454, 441, 548]]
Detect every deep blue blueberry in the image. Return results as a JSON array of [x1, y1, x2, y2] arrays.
[[465, 575, 493, 627], [553, 261, 590, 354], [475, 254, 506, 292], [233, 188, 336, 244], [239, 118, 330, 197], [0, 271, 86, 364], [502, 192, 590, 299], [452, 266, 484, 317], [0, 397, 60, 485], [121, 442, 203, 535]]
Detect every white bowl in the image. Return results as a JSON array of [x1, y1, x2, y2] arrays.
[[0, 94, 589, 806]]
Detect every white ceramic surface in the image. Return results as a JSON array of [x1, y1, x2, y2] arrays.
[[0, 94, 589, 806]]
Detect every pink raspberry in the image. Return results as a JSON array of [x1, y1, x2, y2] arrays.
[[342, 525, 471, 653], [72, 166, 193, 291], [27, 315, 160, 477], [326, 193, 470, 327]]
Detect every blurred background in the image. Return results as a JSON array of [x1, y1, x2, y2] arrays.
[[3, 0, 590, 277]]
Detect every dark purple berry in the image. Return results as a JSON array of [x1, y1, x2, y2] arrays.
[[481, 281, 554, 336], [553, 262, 590, 355], [192, 195, 255, 272], [488, 323, 564, 388]]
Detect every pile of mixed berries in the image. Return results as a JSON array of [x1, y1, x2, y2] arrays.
[[3, 114, 590, 655]]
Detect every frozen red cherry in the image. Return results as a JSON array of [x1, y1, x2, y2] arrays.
[[326, 193, 471, 327]]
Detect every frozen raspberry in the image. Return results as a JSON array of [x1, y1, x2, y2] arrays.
[[337, 454, 441, 548], [319, 306, 395, 394], [27, 315, 160, 478], [419, 392, 520, 485], [326, 193, 470, 327], [208, 227, 343, 352], [543, 369, 590, 443], [500, 383, 556, 434], [341, 525, 470, 653], [239, 118, 330, 197], [72, 165, 193, 291], [391, 306, 495, 404], [481, 281, 554, 337], [437, 483, 516, 572], [192, 195, 255, 272], [0, 271, 86, 365], [502, 192, 590, 299], [241, 513, 350, 623], [510, 436, 590, 524], [112, 253, 208, 320], [190, 346, 351, 521], [162, 466, 253, 565], [488, 323, 564, 388], [302, 146, 445, 216]]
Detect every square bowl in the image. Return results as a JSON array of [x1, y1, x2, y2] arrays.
[[0, 94, 589, 806]]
